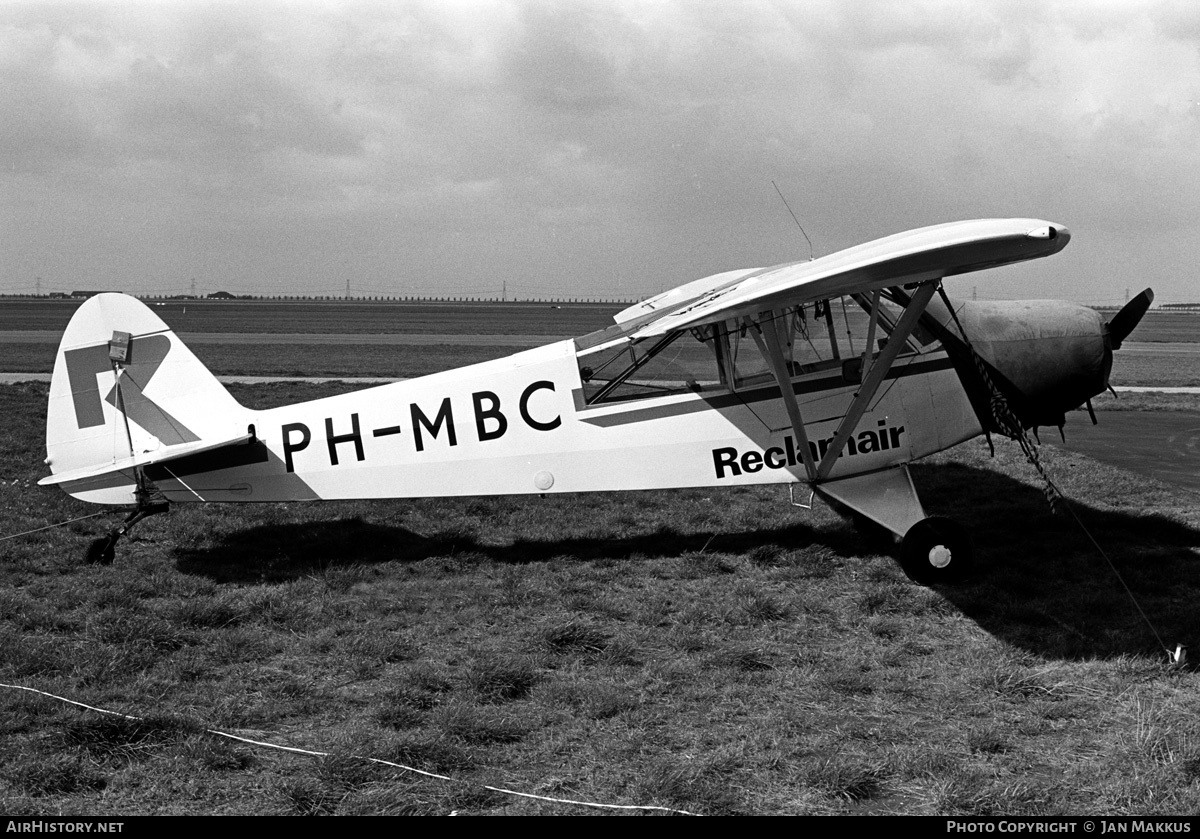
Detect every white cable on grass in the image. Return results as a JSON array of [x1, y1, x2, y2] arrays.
[[1, 682, 701, 816], [0, 511, 108, 542], [936, 285, 1176, 663]]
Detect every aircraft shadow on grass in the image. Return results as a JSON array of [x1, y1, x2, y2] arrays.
[[911, 460, 1200, 661], [172, 516, 844, 582], [172, 461, 1200, 662]]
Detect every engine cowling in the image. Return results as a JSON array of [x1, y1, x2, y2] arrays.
[[923, 290, 1152, 434]]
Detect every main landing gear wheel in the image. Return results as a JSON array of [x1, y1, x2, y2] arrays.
[[899, 516, 973, 584]]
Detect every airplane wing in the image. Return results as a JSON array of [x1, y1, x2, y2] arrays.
[[614, 218, 1068, 340], [595, 218, 1070, 546]]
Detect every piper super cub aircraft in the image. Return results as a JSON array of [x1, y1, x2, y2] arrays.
[[40, 218, 1152, 580]]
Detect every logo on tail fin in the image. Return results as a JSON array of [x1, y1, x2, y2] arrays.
[[64, 334, 200, 445]]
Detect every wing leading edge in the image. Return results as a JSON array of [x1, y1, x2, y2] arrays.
[[615, 218, 1069, 340]]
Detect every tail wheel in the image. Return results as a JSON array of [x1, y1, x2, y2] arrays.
[[85, 536, 116, 565], [899, 516, 973, 584]]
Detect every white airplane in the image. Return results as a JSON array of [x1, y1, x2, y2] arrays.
[[39, 218, 1152, 581]]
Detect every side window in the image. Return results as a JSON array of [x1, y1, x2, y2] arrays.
[[576, 293, 934, 405], [851, 290, 938, 352], [784, 303, 842, 371], [726, 321, 773, 388], [578, 331, 721, 404], [694, 308, 844, 391], [758, 302, 848, 379]]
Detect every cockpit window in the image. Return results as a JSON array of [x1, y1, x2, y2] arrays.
[[851, 289, 939, 350], [575, 293, 938, 405], [578, 330, 719, 403]]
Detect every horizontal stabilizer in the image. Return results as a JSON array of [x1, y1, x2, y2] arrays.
[[38, 432, 255, 487]]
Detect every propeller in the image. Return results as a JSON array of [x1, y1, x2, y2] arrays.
[[1106, 288, 1154, 350]]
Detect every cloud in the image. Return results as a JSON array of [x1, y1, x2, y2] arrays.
[[2, 1, 1199, 302]]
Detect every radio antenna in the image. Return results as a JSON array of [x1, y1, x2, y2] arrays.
[[772, 180, 814, 261]]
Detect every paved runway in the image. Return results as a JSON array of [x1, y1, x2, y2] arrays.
[[1047, 411, 1200, 497]]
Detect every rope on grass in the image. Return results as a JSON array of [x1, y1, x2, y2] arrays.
[[0, 682, 701, 816], [0, 511, 108, 543], [1044, 487, 1175, 663], [937, 287, 1176, 665]]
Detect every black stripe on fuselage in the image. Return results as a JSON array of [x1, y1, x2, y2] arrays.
[[143, 439, 271, 480]]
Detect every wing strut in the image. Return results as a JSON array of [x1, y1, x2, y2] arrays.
[[859, 289, 881, 384], [756, 312, 819, 481], [815, 281, 939, 481]]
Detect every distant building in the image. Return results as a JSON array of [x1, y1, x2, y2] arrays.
[[207, 291, 237, 299], [70, 290, 120, 298]]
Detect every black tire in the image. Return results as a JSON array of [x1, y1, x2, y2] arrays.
[[899, 516, 973, 584], [85, 537, 116, 565]]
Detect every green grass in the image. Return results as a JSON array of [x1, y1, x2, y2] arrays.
[[1088, 390, 1200, 412], [1110, 353, 1200, 389], [5, 297, 1196, 383], [4, 381, 1200, 815]]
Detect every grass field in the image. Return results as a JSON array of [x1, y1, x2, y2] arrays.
[[5, 339, 1199, 387], [3, 302, 1200, 816], [0, 298, 623, 378], [3, 376, 1200, 815], [2, 298, 1196, 383]]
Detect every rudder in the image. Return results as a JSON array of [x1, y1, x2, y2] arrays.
[[44, 294, 248, 504]]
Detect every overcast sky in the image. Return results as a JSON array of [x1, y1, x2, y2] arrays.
[[3, 0, 1199, 303]]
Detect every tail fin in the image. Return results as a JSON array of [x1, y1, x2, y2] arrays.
[[43, 294, 248, 504]]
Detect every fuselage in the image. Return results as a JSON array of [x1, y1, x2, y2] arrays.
[[49, 288, 1118, 509], [141, 335, 982, 504]]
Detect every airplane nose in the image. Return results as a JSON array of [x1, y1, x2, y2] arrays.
[[923, 286, 1150, 435], [978, 301, 1111, 428], [926, 296, 1111, 432]]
